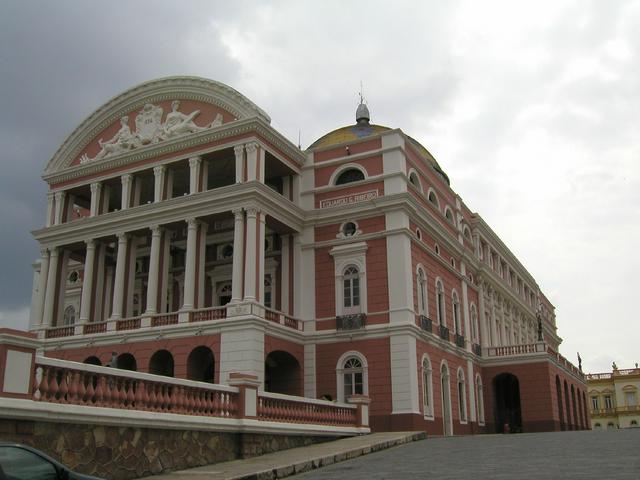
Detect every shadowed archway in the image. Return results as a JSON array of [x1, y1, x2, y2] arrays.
[[264, 350, 301, 396], [493, 373, 522, 433]]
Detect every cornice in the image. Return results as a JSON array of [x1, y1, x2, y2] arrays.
[[45, 117, 304, 187]]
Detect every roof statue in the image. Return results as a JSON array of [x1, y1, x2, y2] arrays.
[[356, 88, 370, 124], [80, 100, 225, 164]]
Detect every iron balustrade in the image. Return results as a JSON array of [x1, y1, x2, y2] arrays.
[[472, 343, 482, 356], [438, 324, 450, 341], [454, 333, 465, 348], [419, 315, 433, 333], [336, 313, 367, 331]]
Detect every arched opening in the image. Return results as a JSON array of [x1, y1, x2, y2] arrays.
[[149, 349, 174, 377], [116, 353, 137, 371], [493, 373, 522, 433], [556, 376, 565, 430], [264, 350, 301, 396], [408, 171, 421, 191], [187, 346, 215, 383], [441, 363, 452, 436], [564, 380, 572, 429], [335, 168, 365, 185], [83, 356, 101, 366], [571, 385, 579, 429]]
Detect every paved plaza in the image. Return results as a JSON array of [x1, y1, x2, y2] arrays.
[[295, 429, 640, 480]]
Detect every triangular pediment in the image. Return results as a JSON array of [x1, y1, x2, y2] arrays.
[[45, 77, 271, 176]]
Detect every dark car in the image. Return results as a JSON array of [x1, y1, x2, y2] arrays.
[[0, 443, 104, 480]]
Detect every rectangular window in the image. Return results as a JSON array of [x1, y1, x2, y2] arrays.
[[354, 372, 363, 394], [604, 395, 613, 409], [344, 373, 352, 395], [591, 396, 599, 410], [625, 391, 636, 406]]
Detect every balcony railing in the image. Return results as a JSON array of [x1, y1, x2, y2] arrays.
[[116, 316, 142, 331], [190, 307, 225, 323], [454, 333, 465, 348], [472, 343, 482, 356], [438, 325, 450, 341], [419, 315, 432, 333], [336, 313, 366, 331], [486, 343, 546, 357]]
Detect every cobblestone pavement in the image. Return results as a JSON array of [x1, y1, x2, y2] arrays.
[[295, 429, 640, 480]]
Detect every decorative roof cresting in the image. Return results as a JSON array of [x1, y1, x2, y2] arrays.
[[80, 100, 223, 164]]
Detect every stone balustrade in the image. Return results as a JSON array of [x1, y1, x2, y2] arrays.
[[258, 391, 357, 426], [486, 343, 545, 357]]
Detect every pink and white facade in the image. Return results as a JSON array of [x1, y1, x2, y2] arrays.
[[28, 76, 588, 434]]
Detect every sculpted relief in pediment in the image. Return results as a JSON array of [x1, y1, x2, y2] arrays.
[[79, 100, 225, 164]]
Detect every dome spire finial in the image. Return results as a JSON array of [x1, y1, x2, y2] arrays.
[[356, 81, 370, 125]]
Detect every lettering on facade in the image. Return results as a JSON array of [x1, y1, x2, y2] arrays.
[[319, 189, 378, 209]]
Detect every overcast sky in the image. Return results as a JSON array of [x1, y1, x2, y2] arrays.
[[1, 0, 638, 373]]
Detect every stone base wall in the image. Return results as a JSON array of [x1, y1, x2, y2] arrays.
[[0, 419, 335, 480]]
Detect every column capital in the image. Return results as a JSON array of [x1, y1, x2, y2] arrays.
[[186, 217, 199, 229], [246, 207, 259, 217], [245, 142, 258, 154], [47, 191, 55, 200], [40, 247, 50, 257], [116, 232, 129, 242], [233, 144, 245, 157], [153, 165, 166, 176], [85, 239, 96, 250], [188, 156, 202, 168], [54, 191, 66, 200], [232, 208, 244, 218], [121, 173, 133, 184], [49, 246, 59, 256], [90, 181, 102, 192], [150, 224, 163, 236]]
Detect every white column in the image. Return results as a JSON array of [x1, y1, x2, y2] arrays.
[[46, 193, 55, 227], [121, 174, 133, 210], [245, 142, 258, 181], [231, 209, 245, 303], [182, 218, 199, 310], [153, 165, 166, 202], [89, 182, 102, 217], [110, 233, 129, 319], [257, 212, 266, 303], [125, 237, 138, 317], [145, 225, 162, 314], [460, 262, 471, 350], [467, 359, 477, 423], [132, 177, 141, 207], [280, 235, 290, 314], [55, 250, 70, 324], [160, 233, 171, 312], [79, 240, 96, 322], [189, 156, 202, 194], [54, 191, 66, 225], [42, 247, 60, 327], [234, 144, 245, 183], [101, 185, 111, 214], [102, 266, 114, 320], [166, 169, 174, 200], [243, 208, 258, 301], [33, 248, 50, 326]]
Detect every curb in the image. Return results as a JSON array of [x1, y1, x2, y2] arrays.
[[229, 432, 427, 480]]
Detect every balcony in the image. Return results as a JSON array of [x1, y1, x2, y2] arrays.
[[336, 313, 367, 331], [419, 315, 433, 333], [472, 343, 482, 356], [454, 333, 465, 348], [438, 325, 450, 341]]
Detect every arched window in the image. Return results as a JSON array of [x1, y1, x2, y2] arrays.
[[470, 304, 479, 343], [343, 265, 361, 311], [463, 225, 472, 241], [408, 171, 422, 191], [335, 168, 365, 185], [336, 352, 368, 402], [444, 207, 454, 224], [452, 291, 461, 335], [416, 228, 422, 240], [476, 375, 485, 424], [458, 368, 468, 422], [436, 280, 445, 326], [422, 356, 434, 418], [63, 305, 76, 326], [434, 244, 440, 255], [216, 282, 232, 306], [427, 189, 440, 209], [343, 222, 357, 237], [417, 267, 427, 315]]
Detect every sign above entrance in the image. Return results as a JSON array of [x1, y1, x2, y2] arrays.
[[319, 189, 378, 209]]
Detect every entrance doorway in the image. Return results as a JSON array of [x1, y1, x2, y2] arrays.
[[493, 373, 522, 433], [264, 351, 301, 396]]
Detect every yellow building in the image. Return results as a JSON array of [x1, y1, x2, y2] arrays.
[[587, 365, 640, 429]]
